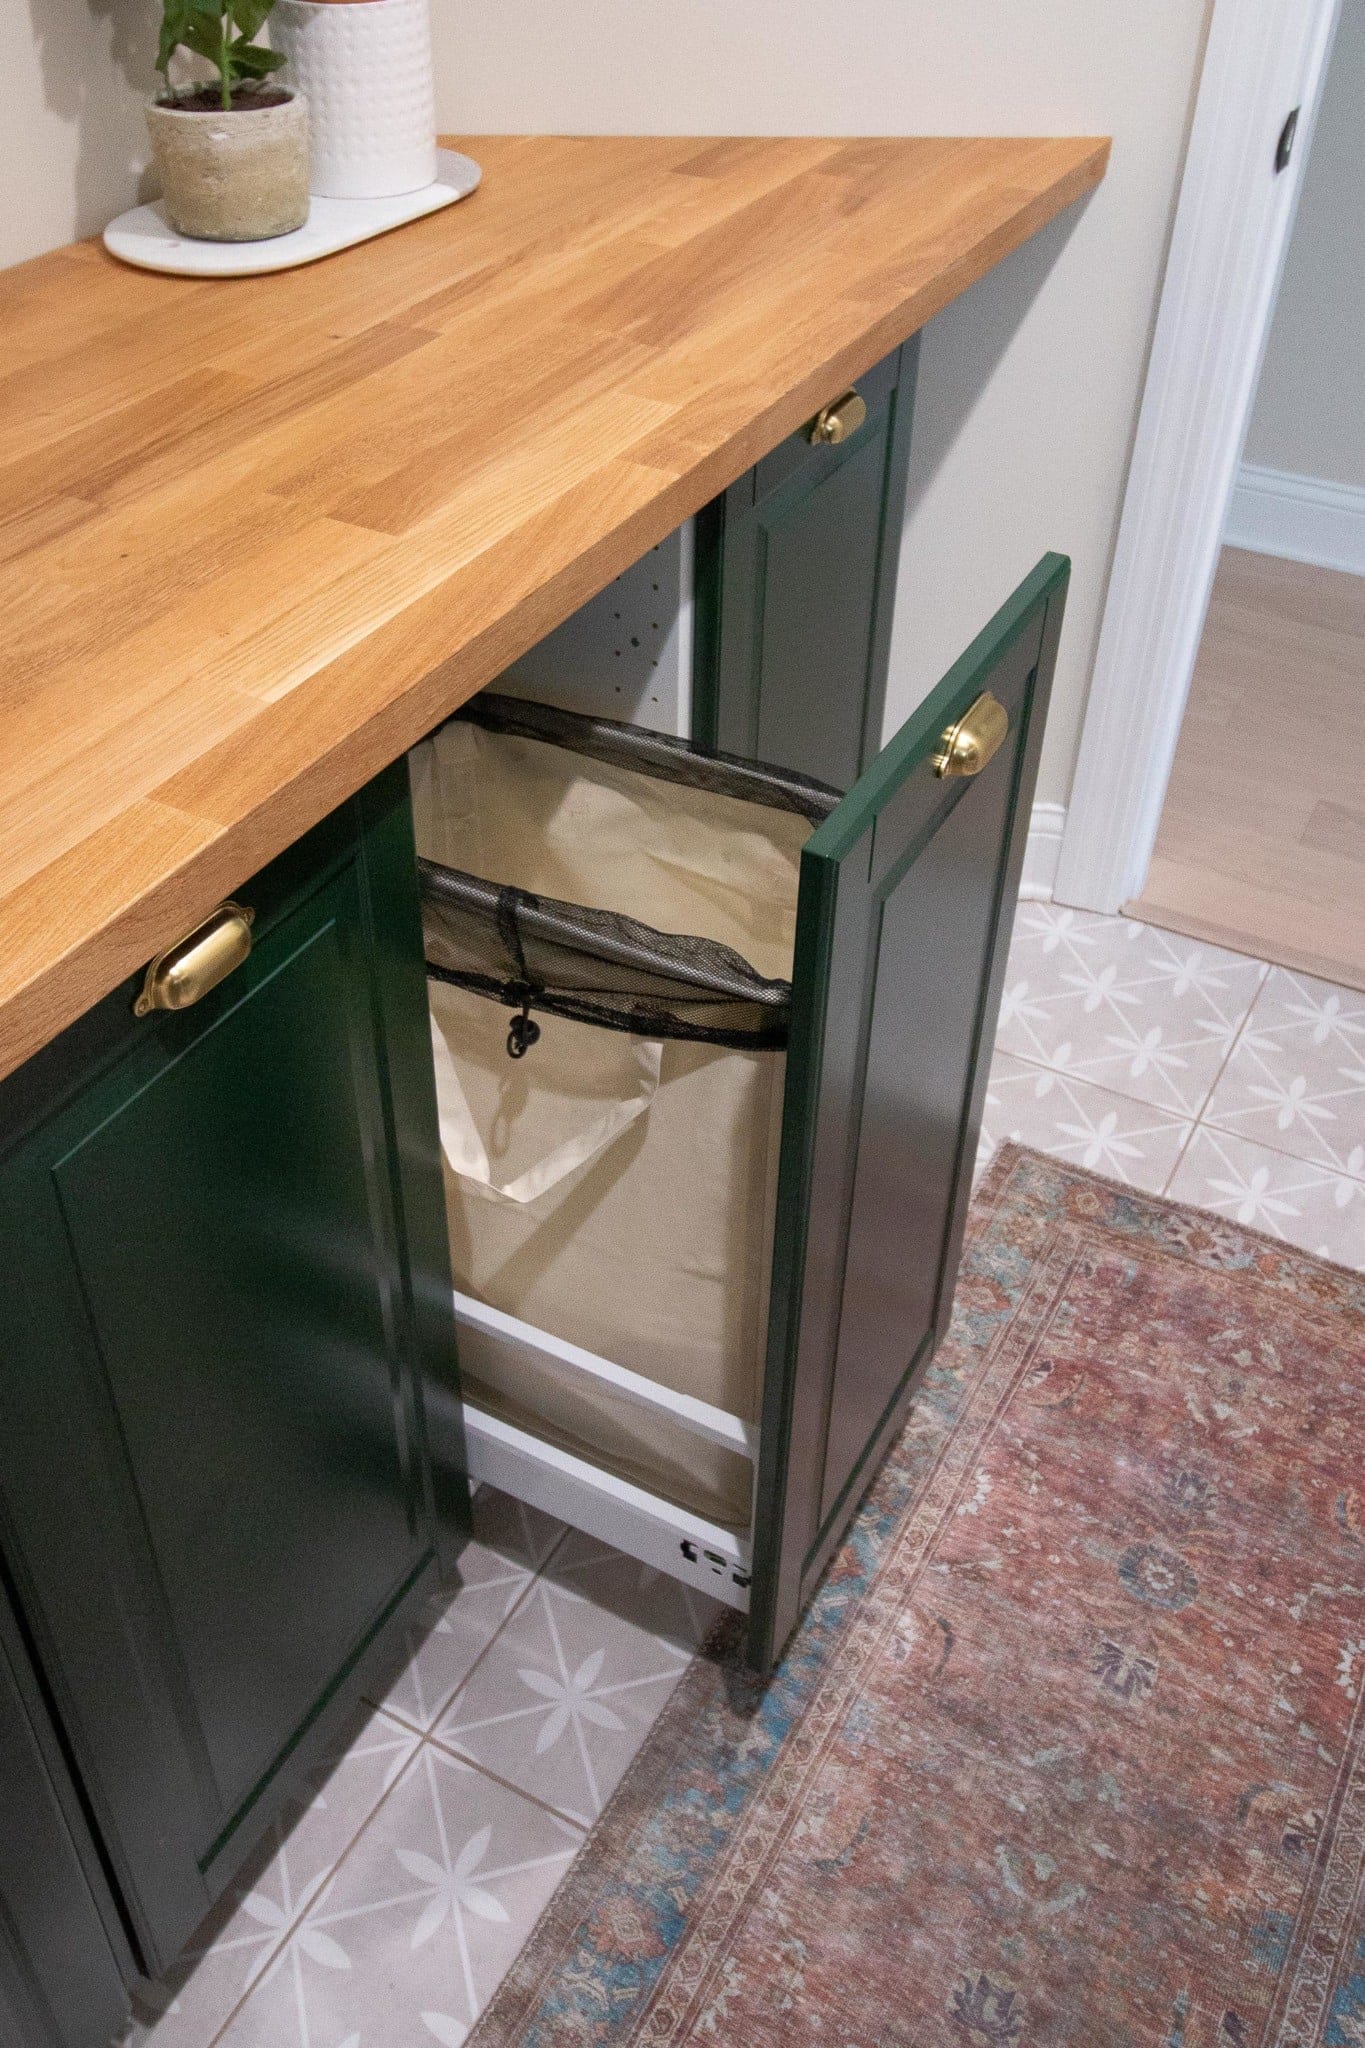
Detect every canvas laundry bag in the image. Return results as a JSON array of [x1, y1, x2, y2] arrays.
[[410, 697, 837, 1527]]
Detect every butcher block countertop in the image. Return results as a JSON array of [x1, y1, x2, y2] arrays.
[[0, 132, 1107, 1081]]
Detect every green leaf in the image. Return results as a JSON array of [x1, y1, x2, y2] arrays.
[[156, 0, 285, 91], [230, 39, 287, 76], [155, 0, 199, 74], [180, 20, 223, 64], [179, 13, 225, 65], [230, 0, 276, 41]]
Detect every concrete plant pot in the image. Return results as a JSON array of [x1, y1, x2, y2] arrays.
[[146, 89, 310, 242]]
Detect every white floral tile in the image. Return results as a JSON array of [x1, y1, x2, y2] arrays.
[[124, 1703, 421, 2046], [997, 904, 1266, 1115], [213, 1744, 582, 2048], [367, 1487, 565, 1733], [1200, 968, 1365, 1177], [981, 1052, 1193, 1193], [431, 1535, 718, 1828], [1167, 1127, 1365, 1269]]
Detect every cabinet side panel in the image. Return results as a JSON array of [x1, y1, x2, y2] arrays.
[[359, 768, 470, 1558], [0, 1593, 129, 2048]]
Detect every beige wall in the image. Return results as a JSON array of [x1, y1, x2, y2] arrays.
[[1, 0, 160, 269], [1243, 0, 1365, 490], [435, 0, 1211, 804], [4, 0, 1211, 806]]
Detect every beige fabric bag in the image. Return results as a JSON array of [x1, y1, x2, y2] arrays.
[[412, 718, 807, 1528]]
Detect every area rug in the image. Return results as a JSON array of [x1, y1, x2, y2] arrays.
[[471, 1144, 1365, 2048]]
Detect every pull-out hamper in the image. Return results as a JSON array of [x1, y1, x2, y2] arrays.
[[409, 696, 838, 1531]]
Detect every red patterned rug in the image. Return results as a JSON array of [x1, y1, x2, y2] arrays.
[[471, 1145, 1365, 2048]]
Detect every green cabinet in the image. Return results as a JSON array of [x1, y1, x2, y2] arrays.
[[689, 345, 1066, 1667], [751, 556, 1067, 1665], [0, 765, 465, 1979], [696, 340, 919, 791], [470, 380, 1063, 1670], [474, 523, 1065, 1672]]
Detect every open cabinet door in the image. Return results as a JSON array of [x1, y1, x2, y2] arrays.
[[750, 555, 1069, 1670]]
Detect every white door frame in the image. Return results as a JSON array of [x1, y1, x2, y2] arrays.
[[1053, 0, 1342, 915]]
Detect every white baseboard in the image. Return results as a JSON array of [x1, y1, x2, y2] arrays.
[[1224, 463, 1365, 576], [1019, 801, 1066, 902]]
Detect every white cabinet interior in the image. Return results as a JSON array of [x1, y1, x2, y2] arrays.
[[496, 523, 695, 736]]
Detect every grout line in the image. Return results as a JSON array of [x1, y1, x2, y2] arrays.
[[143, 1735, 416, 2043], [999, 1047, 1198, 1129], [362, 1506, 571, 1737], [374, 1551, 550, 1741], [1000, 923, 1279, 1199], [1160, 1118, 1201, 1198], [1159, 977, 1269, 1193], [431, 1525, 578, 1708], [1183, 960, 1271, 1122], [1188, 1115, 1365, 1187], [419, 1729, 593, 1837]]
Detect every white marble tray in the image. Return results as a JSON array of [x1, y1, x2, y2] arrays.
[[103, 148, 481, 279]]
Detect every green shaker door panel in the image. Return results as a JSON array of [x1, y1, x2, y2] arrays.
[[751, 427, 892, 788], [52, 896, 417, 1815], [0, 767, 458, 1976], [697, 340, 918, 792], [750, 556, 1070, 1670]]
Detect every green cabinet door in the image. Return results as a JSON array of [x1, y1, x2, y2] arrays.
[[695, 340, 919, 791], [750, 556, 1069, 1669], [0, 765, 464, 1975]]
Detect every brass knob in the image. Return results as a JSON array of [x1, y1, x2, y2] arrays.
[[134, 902, 255, 1016], [932, 692, 1009, 778], [809, 390, 868, 446]]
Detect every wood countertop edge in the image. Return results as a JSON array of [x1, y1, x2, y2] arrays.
[[0, 135, 1109, 1083]]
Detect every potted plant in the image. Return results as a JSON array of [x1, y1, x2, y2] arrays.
[[146, 1, 310, 242]]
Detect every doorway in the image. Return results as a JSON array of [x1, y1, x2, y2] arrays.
[[1053, 0, 1342, 923], [1131, 1, 1364, 988]]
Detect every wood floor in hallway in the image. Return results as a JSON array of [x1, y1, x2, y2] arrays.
[[1132, 544, 1365, 990]]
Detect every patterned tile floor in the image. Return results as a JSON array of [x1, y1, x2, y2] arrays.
[[984, 903, 1365, 1267], [120, 904, 1364, 2048], [121, 1493, 723, 2048]]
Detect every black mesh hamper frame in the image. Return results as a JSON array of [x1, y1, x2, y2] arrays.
[[418, 694, 841, 1053]]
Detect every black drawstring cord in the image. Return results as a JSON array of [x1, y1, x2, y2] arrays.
[[497, 886, 542, 1059]]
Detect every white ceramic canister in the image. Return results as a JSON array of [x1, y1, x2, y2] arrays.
[[271, 0, 437, 200]]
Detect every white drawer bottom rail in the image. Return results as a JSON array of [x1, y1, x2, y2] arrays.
[[461, 1403, 753, 1612], [451, 1289, 758, 1458]]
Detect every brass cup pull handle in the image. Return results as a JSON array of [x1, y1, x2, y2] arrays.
[[809, 389, 868, 446], [932, 691, 1010, 779], [134, 902, 255, 1017]]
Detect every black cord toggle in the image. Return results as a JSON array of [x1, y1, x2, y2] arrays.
[[507, 995, 541, 1059]]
